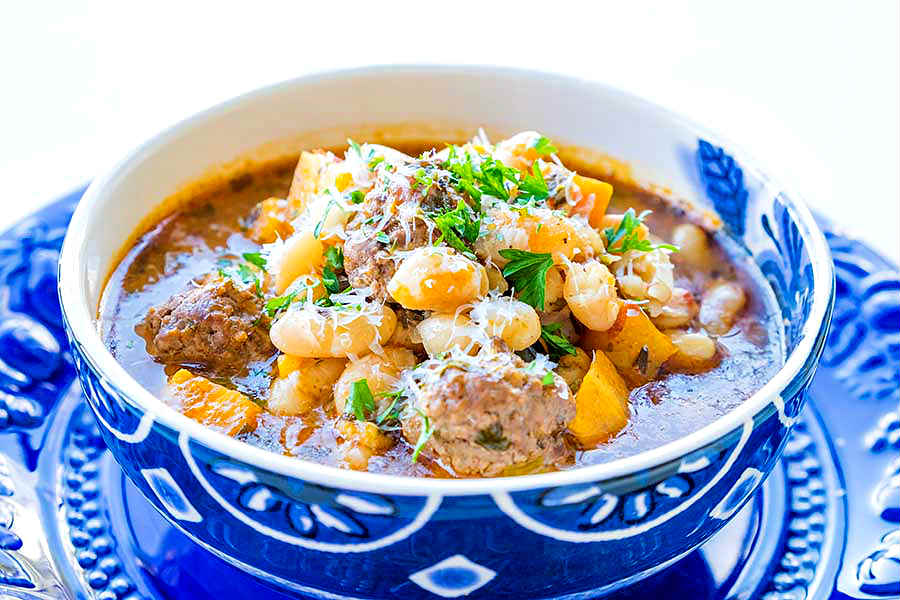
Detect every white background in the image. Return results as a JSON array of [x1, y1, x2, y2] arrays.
[[2, 0, 897, 260]]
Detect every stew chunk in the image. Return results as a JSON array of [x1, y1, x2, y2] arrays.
[[137, 277, 273, 372], [402, 351, 575, 476]]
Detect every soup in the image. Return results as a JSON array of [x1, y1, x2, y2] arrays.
[[99, 131, 783, 478]]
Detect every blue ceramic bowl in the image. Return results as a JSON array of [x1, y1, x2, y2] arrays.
[[58, 66, 834, 599]]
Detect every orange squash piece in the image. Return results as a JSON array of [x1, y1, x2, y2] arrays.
[[286, 150, 337, 211], [571, 174, 614, 228], [582, 304, 677, 386], [249, 197, 295, 243], [169, 369, 262, 436], [568, 351, 630, 447]]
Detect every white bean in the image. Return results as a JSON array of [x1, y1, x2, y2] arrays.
[[470, 297, 541, 350], [270, 303, 397, 358], [387, 247, 488, 311]]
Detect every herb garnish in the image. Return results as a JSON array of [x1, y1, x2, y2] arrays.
[[431, 200, 481, 258], [313, 194, 337, 239], [346, 379, 376, 421], [541, 371, 556, 386], [217, 257, 264, 296], [533, 136, 558, 156], [349, 190, 365, 204], [413, 167, 434, 192], [375, 389, 405, 426], [375, 231, 391, 245], [242, 252, 267, 270], [540, 323, 577, 359], [604, 208, 679, 255], [322, 266, 341, 294], [411, 411, 434, 462], [475, 423, 510, 451], [324, 245, 344, 271], [499, 249, 554, 310], [515, 162, 550, 202]]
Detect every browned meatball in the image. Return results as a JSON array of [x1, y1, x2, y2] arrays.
[[401, 351, 575, 476], [343, 158, 470, 301], [136, 277, 274, 373]]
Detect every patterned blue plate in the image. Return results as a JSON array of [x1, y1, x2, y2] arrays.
[[0, 187, 896, 599]]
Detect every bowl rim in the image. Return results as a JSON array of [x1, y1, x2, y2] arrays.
[[58, 64, 835, 496]]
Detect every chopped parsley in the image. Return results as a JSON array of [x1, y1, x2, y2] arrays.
[[431, 200, 481, 258], [541, 371, 556, 386], [540, 323, 577, 359], [217, 257, 264, 296], [313, 195, 337, 239], [533, 136, 558, 156], [411, 409, 434, 462], [242, 252, 267, 270], [499, 249, 554, 310], [346, 379, 376, 421], [413, 167, 434, 192], [375, 389, 405, 426], [264, 292, 296, 318], [324, 245, 344, 271], [322, 266, 341, 294], [604, 208, 679, 255], [516, 162, 550, 202], [349, 190, 365, 204], [368, 156, 385, 171], [375, 231, 391, 245], [475, 423, 510, 451]]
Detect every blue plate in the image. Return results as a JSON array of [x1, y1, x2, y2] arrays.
[[0, 188, 896, 599]]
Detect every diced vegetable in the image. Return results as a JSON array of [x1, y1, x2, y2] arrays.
[[168, 369, 262, 436], [335, 419, 394, 470], [581, 304, 677, 385], [571, 174, 614, 227], [334, 172, 353, 192], [568, 351, 630, 447], [287, 151, 337, 211], [249, 197, 294, 243]]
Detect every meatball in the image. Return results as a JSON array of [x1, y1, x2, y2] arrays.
[[343, 159, 469, 301], [401, 351, 575, 476], [137, 277, 274, 373]]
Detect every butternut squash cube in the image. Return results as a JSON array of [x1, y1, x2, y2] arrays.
[[581, 304, 677, 386], [569, 351, 630, 447], [168, 369, 262, 436], [571, 174, 614, 228], [287, 151, 337, 212]]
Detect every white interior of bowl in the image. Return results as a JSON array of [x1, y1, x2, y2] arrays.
[[58, 65, 833, 495]]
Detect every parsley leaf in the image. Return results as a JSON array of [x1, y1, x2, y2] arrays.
[[540, 323, 577, 359], [375, 389, 405, 426], [499, 249, 554, 310], [242, 252, 267, 270], [322, 266, 341, 294], [349, 190, 365, 204], [218, 257, 264, 296], [411, 409, 434, 462], [346, 379, 376, 421], [516, 162, 550, 202], [604, 208, 679, 255], [375, 231, 390, 244], [533, 136, 558, 156], [413, 167, 434, 192], [313, 195, 337, 239], [431, 200, 481, 258], [476, 157, 518, 200], [541, 371, 556, 386], [265, 292, 296, 318], [324, 245, 344, 271]]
